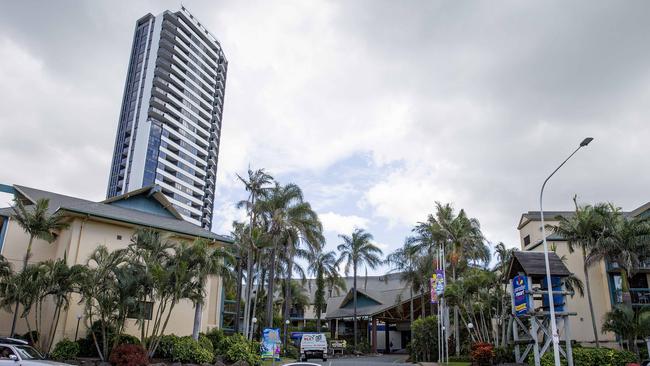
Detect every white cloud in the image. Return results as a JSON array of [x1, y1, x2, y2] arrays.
[[319, 212, 369, 235]]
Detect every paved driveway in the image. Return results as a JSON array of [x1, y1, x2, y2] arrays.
[[296, 354, 411, 366]]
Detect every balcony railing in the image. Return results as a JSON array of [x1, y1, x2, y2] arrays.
[[614, 288, 650, 305], [289, 311, 305, 319]]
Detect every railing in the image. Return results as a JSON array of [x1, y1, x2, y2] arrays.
[[606, 260, 650, 271], [289, 311, 305, 319], [614, 288, 650, 305]]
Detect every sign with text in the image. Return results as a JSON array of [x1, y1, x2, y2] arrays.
[[512, 275, 530, 317], [435, 269, 445, 295], [261, 328, 281, 360], [430, 274, 438, 304]]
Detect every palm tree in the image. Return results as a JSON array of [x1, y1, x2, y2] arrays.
[[553, 198, 609, 347], [9, 198, 69, 336], [602, 305, 650, 356], [187, 239, 233, 340], [385, 240, 420, 323], [336, 228, 383, 351], [307, 249, 341, 329], [41, 258, 85, 353], [600, 210, 650, 305], [411, 202, 487, 354], [237, 168, 273, 337], [256, 182, 323, 328]]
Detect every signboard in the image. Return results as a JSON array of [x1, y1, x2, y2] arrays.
[[261, 328, 281, 360], [512, 275, 530, 317], [430, 274, 437, 304], [435, 269, 445, 296], [330, 339, 346, 350]]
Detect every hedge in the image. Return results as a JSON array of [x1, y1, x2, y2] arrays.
[[533, 347, 637, 366]]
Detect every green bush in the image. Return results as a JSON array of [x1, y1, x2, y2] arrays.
[[117, 334, 141, 345], [153, 334, 179, 359], [51, 338, 80, 361], [493, 346, 515, 364], [226, 339, 261, 366], [171, 336, 214, 363], [76, 337, 97, 357], [410, 316, 439, 362], [535, 347, 638, 366], [205, 328, 226, 354], [199, 333, 214, 354]]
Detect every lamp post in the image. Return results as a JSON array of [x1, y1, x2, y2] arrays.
[[74, 314, 83, 341], [284, 319, 290, 356], [540, 137, 593, 366]]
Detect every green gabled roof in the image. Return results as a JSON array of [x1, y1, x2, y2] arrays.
[[2, 184, 232, 243]]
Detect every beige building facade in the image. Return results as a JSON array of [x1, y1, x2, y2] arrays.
[[517, 204, 650, 347], [0, 184, 231, 348]]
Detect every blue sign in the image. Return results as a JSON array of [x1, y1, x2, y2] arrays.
[[261, 328, 281, 360], [512, 275, 530, 317]]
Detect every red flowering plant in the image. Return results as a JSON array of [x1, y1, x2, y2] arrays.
[[109, 344, 149, 366], [470, 342, 494, 366]]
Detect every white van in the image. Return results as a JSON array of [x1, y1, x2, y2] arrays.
[[299, 333, 328, 361]]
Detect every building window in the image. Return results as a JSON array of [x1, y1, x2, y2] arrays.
[[127, 301, 154, 320], [523, 235, 530, 246], [116, 235, 122, 240]]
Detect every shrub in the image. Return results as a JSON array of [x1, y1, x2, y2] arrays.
[[470, 342, 494, 366], [51, 338, 80, 361], [76, 337, 97, 357], [117, 334, 141, 345], [205, 328, 226, 354], [493, 345, 515, 364], [109, 344, 148, 366], [20, 331, 39, 345], [225, 339, 261, 366], [171, 336, 214, 363], [153, 334, 179, 359], [410, 316, 439, 362], [199, 333, 214, 354], [535, 347, 638, 366]]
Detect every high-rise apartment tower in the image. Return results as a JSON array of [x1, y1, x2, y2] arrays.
[[107, 7, 227, 229]]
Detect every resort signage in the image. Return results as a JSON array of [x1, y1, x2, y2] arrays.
[[512, 275, 530, 317], [261, 328, 281, 360], [430, 275, 437, 304], [431, 269, 445, 304]]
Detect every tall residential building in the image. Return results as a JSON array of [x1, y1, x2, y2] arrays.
[[107, 6, 227, 228]]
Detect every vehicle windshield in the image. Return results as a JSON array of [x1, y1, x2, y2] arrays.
[[14, 346, 44, 360]]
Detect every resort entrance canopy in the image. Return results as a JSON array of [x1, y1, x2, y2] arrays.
[[325, 286, 435, 353]]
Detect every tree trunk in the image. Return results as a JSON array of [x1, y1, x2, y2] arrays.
[[192, 302, 202, 340], [266, 244, 278, 327], [452, 265, 460, 355], [11, 236, 35, 336], [243, 247, 254, 337], [234, 260, 243, 333], [582, 252, 600, 348], [283, 251, 294, 350], [353, 265, 358, 352]]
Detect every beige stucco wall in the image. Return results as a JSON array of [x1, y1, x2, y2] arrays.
[[518, 219, 618, 347], [0, 216, 224, 348]]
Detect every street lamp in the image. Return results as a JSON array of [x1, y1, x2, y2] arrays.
[[284, 319, 291, 356], [74, 314, 83, 341], [540, 137, 593, 366]]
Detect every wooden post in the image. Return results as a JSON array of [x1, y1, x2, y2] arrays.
[[385, 321, 390, 354], [372, 317, 377, 353]]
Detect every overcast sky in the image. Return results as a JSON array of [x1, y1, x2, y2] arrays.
[[1, 1, 649, 274]]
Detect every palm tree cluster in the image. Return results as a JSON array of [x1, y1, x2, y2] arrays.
[[0, 197, 232, 360], [553, 197, 650, 352], [235, 169, 345, 342]]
